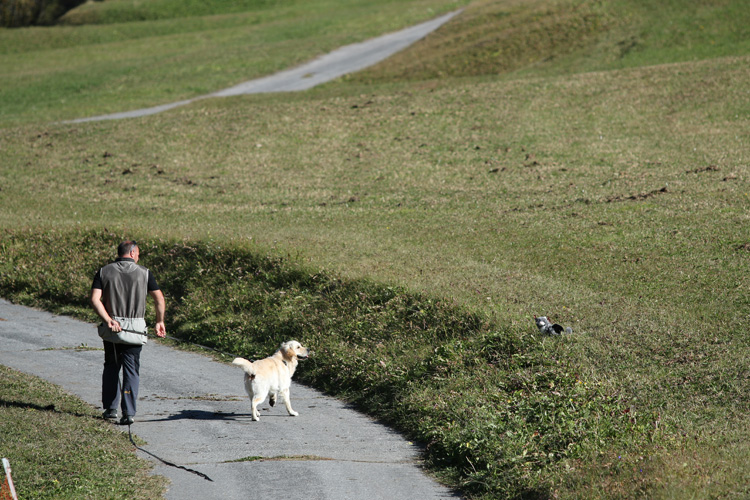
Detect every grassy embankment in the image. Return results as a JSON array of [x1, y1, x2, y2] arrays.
[[0, 0, 464, 127], [0, 365, 167, 499], [1, 0, 749, 498]]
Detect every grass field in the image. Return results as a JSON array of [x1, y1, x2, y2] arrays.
[[0, 365, 167, 499], [1, 0, 749, 498], [0, 0, 464, 126]]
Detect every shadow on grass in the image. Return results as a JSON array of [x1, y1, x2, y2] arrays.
[[0, 398, 92, 418]]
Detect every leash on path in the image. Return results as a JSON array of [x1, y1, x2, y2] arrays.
[[127, 424, 214, 482], [116, 329, 263, 482], [114, 328, 273, 481], [112, 329, 236, 482]]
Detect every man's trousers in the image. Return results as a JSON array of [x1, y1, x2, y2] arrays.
[[102, 341, 142, 417]]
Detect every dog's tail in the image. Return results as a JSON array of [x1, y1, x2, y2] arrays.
[[232, 358, 255, 378]]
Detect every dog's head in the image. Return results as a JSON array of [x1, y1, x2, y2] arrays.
[[534, 316, 565, 335], [280, 340, 310, 361], [534, 316, 551, 331]]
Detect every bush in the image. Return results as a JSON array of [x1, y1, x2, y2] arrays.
[[1, 0, 87, 27]]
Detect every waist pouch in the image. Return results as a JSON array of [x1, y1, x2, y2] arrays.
[[98, 316, 148, 345]]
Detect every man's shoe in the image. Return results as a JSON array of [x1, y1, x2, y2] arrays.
[[102, 409, 118, 420], [119, 415, 134, 425]]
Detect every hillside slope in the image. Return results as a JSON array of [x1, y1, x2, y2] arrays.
[[1, 1, 749, 498], [344, 0, 750, 84]]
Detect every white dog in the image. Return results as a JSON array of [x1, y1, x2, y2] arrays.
[[232, 340, 309, 421]]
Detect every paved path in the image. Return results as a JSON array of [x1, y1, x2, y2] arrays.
[[0, 298, 460, 499], [66, 11, 459, 123]]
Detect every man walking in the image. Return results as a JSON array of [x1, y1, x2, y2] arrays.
[[90, 240, 166, 425]]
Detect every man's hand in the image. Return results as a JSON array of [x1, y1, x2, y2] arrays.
[[107, 318, 122, 332], [155, 321, 167, 338]]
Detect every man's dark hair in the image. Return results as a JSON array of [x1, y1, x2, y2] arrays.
[[117, 240, 138, 257]]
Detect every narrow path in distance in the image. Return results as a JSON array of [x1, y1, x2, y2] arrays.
[[66, 11, 460, 124]]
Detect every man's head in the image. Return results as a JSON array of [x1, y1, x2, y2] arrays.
[[117, 240, 139, 262]]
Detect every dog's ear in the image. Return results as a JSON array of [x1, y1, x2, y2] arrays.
[[281, 343, 294, 359]]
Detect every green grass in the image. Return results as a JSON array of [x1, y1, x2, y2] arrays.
[[0, 231, 660, 498], [1, 0, 750, 498], [0, 0, 465, 127], [344, 0, 750, 83], [0, 365, 167, 499]]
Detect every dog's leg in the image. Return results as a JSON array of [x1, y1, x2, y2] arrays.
[[269, 393, 277, 407], [281, 388, 298, 417], [251, 395, 263, 421]]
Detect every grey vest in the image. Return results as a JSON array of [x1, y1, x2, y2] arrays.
[[97, 260, 150, 345]]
